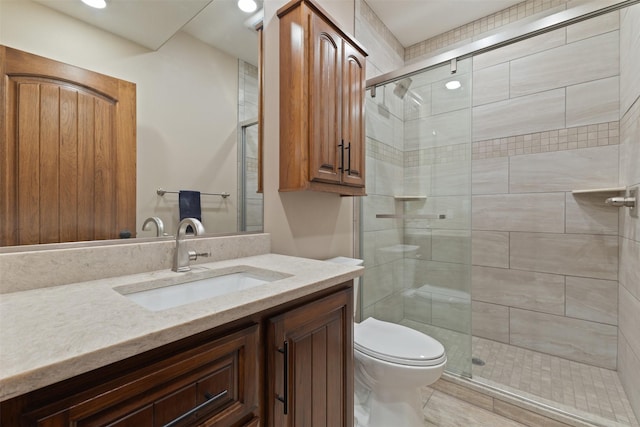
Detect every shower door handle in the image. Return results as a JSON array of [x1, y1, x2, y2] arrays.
[[276, 341, 289, 415]]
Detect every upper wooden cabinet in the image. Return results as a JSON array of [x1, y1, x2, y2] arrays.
[[278, 0, 367, 196]]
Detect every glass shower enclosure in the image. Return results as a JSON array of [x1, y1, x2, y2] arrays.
[[360, 59, 473, 377]]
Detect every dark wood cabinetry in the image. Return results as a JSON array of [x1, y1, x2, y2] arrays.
[[278, 0, 367, 196], [1, 284, 354, 427], [267, 289, 353, 426]]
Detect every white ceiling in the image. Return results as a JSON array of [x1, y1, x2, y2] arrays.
[[33, 0, 523, 63], [366, 0, 523, 47]]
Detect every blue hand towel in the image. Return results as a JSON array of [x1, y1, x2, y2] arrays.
[[179, 190, 202, 223]]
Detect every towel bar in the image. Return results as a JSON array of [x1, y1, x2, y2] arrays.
[[157, 188, 230, 198]]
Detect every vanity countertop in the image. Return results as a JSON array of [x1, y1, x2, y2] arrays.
[[0, 253, 362, 402]]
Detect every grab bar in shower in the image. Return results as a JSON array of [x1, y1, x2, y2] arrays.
[[375, 214, 447, 219]]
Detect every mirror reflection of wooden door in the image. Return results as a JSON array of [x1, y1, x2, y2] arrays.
[[0, 46, 136, 246]]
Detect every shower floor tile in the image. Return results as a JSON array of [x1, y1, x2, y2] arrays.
[[399, 319, 638, 426], [473, 336, 639, 426]]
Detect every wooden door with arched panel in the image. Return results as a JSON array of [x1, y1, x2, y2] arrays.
[[0, 46, 136, 246]]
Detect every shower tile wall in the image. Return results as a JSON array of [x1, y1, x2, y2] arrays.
[[355, 0, 407, 322], [470, 13, 621, 370], [618, 3, 640, 419], [237, 61, 262, 232]]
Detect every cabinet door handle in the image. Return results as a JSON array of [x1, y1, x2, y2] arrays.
[[338, 140, 345, 172], [345, 142, 351, 174], [162, 389, 228, 427], [276, 340, 289, 415]]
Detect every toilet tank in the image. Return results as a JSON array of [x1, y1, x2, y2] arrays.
[[325, 256, 363, 318]]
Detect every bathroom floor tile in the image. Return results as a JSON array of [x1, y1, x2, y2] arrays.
[[422, 390, 527, 427]]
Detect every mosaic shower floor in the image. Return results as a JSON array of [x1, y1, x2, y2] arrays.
[[401, 320, 639, 426]]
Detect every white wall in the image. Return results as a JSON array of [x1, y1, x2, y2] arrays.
[[262, 0, 356, 259], [0, 0, 239, 237]]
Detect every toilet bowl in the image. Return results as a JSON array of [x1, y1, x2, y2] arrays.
[[325, 257, 447, 427]]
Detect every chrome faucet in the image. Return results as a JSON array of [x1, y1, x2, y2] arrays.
[[142, 216, 165, 237], [172, 218, 209, 272]]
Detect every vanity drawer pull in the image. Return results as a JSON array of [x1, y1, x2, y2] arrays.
[[162, 389, 228, 427]]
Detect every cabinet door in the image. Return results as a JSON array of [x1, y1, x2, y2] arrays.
[[268, 288, 353, 427], [341, 41, 366, 188], [308, 13, 343, 185]]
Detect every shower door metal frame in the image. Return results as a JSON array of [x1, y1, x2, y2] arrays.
[[366, 0, 639, 92]]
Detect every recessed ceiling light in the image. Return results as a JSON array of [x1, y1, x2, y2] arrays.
[[81, 0, 106, 8], [238, 0, 257, 13], [445, 80, 461, 90]]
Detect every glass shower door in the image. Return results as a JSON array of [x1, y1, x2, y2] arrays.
[[361, 58, 472, 376]]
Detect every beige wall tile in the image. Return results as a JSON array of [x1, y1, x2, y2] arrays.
[[493, 399, 573, 427], [510, 232, 618, 280], [472, 157, 509, 195], [405, 108, 471, 150], [373, 292, 404, 323], [432, 291, 471, 334], [509, 146, 619, 193], [472, 231, 509, 268], [620, 237, 640, 300], [620, 95, 640, 189], [432, 160, 472, 196], [473, 265, 565, 315], [618, 330, 640, 421], [620, 3, 640, 115], [566, 192, 619, 235], [404, 228, 432, 261], [403, 287, 432, 324], [510, 31, 619, 98], [473, 193, 565, 233], [566, 10, 619, 43], [566, 276, 618, 325], [410, 259, 471, 294], [566, 76, 619, 128], [472, 301, 509, 343], [473, 62, 510, 106], [510, 308, 618, 369], [432, 229, 471, 264], [473, 88, 565, 141], [473, 28, 566, 71], [619, 285, 640, 360], [432, 73, 472, 115]]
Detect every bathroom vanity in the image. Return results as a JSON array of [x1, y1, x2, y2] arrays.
[[0, 245, 360, 427]]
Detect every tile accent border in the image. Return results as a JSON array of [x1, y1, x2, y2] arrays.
[[472, 121, 619, 160], [405, 0, 567, 62]]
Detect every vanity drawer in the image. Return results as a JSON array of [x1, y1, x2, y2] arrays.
[[19, 325, 259, 427]]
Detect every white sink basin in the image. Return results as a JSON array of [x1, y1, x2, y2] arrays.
[[116, 267, 289, 311]]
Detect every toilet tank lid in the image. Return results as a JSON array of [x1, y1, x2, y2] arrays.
[[324, 256, 364, 266]]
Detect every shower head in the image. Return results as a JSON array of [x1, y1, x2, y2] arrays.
[[393, 77, 412, 99]]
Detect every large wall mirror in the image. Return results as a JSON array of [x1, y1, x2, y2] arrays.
[[0, 0, 263, 249]]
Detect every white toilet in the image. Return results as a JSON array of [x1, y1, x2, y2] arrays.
[[326, 257, 447, 427]]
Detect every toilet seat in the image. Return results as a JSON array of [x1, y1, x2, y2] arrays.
[[354, 317, 446, 367]]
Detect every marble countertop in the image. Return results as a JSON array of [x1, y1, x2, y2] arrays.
[[0, 253, 362, 402]]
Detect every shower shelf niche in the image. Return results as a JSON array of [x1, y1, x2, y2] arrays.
[[571, 186, 625, 194]]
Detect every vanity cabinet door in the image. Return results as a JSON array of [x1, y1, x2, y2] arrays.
[[267, 288, 353, 427], [14, 325, 259, 427]]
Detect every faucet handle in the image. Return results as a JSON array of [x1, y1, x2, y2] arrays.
[[188, 250, 212, 261]]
